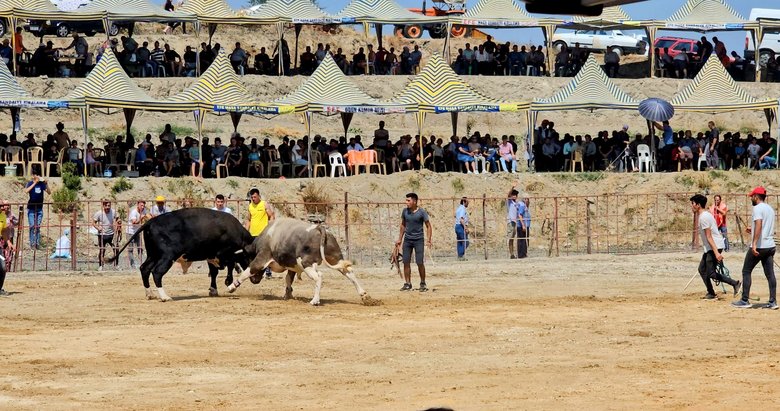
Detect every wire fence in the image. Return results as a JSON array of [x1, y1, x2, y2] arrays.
[[2, 192, 774, 273]]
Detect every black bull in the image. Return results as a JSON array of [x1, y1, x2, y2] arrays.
[[109, 208, 256, 301]]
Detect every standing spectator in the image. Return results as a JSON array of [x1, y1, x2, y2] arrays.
[[314, 43, 326, 66], [517, 196, 530, 259], [508, 45, 524, 75], [13, 27, 28, 59], [229, 42, 247, 74], [690, 194, 738, 300], [733, 187, 777, 309], [159, 123, 176, 144], [150, 196, 171, 218], [245, 188, 275, 277], [710, 195, 729, 252], [673, 48, 689, 78], [61, 33, 88, 77], [455, 197, 469, 260], [212, 194, 232, 215], [409, 45, 422, 73], [127, 200, 149, 268], [653, 120, 674, 171], [93, 200, 119, 271], [395, 193, 432, 292], [604, 46, 620, 77], [24, 171, 50, 250], [506, 184, 521, 259]]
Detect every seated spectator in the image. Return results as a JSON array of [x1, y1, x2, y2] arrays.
[[254, 47, 271, 75], [352, 47, 366, 74], [188, 139, 200, 177], [226, 137, 243, 176], [333, 47, 348, 73], [508, 45, 525, 75], [604, 46, 620, 78], [0, 39, 11, 70], [182, 46, 197, 77], [498, 135, 517, 173], [200, 42, 214, 72], [85, 142, 99, 175], [229, 42, 247, 74], [247, 139, 264, 177], [30, 43, 55, 77], [163, 44, 181, 77], [300, 46, 316, 75], [137, 41, 155, 77], [66, 140, 83, 175], [457, 137, 477, 174], [150, 41, 165, 76], [210, 138, 227, 174]]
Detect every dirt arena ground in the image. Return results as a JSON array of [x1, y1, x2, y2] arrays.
[[1, 251, 779, 410]]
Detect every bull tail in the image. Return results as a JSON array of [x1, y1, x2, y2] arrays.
[[317, 225, 352, 271], [106, 223, 148, 264]]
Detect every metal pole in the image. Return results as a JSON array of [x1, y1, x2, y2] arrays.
[[13, 206, 23, 272], [482, 194, 487, 260], [71, 207, 77, 270], [691, 209, 698, 250], [344, 192, 350, 261], [586, 199, 593, 254], [553, 197, 559, 256]]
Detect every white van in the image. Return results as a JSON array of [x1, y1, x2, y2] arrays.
[[747, 8, 780, 68]]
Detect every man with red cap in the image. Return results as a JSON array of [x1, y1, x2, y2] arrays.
[[733, 186, 777, 309]]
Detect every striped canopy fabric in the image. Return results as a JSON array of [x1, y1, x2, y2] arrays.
[[531, 55, 640, 111], [456, 0, 538, 27], [247, 0, 340, 24], [335, 0, 445, 24], [0, 58, 66, 108], [65, 49, 186, 110], [168, 51, 291, 115], [562, 6, 641, 30], [178, 0, 248, 25], [394, 53, 522, 113], [664, 0, 756, 31], [0, 0, 97, 20], [274, 54, 414, 114], [670, 56, 778, 112], [78, 0, 197, 23]]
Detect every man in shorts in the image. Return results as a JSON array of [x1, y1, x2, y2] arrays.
[[690, 194, 740, 300], [93, 199, 119, 271], [127, 200, 150, 268], [395, 193, 432, 292], [733, 186, 778, 309]]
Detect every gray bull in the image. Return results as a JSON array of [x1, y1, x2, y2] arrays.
[[227, 218, 371, 306]]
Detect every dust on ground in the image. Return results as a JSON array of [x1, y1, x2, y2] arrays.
[[1, 252, 778, 410]]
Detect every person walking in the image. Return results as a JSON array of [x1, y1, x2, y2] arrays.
[[127, 200, 150, 268], [506, 183, 521, 259], [710, 194, 729, 252], [396, 193, 432, 292], [454, 197, 469, 260], [690, 194, 740, 300], [517, 197, 530, 258], [733, 187, 778, 309], [24, 171, 50, 250], [93, 199, 120, 271], [245, 188, 275, 278]]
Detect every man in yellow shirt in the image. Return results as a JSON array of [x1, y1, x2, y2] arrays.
[[245, 188, 275, 278]]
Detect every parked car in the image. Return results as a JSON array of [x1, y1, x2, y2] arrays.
[[654, 37, 698, 57], [25, 19, 126, 38], [552, 29, 646, 55], [746, 8, 780, 69]]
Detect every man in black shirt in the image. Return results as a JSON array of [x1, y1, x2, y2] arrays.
[[183, 45, 196, 76]]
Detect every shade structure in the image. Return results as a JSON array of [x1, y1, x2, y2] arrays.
[[177, 0, 249, 25], [77, 0, 196, 21], [560, 6, 643, 30], [639, 98, 674, 122], [531, 55, 640, 112], [670, 56, 778, 113], [454, 0, 537, 27], [663, 0, 756, 31], [0, 56, 67, 109], [335, 0, 445, 24], [246, 0, 340, 24]]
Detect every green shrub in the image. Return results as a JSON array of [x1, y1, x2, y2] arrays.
[[52, 163, 80, 213], [111, 177, 134, 195]]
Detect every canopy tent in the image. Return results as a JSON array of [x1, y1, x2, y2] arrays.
[[394, 52, 524, 162], [559, 6, 643, 30], [451, 0, 554, 70], [670, 55, 778, 130], [77, 0, 198, 38], [648, 0, 760, 80], [274, 53, 415, 175], [246, 0, 339, 24], [177, 0, 243, 25], [529, 55, 640, 152], [0, 57, 69, 135], [335, 0, 446, 54]]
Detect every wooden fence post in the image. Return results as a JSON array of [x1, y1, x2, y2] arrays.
[[482, 194, 488, 260], [71, 207, 77, 271], [586, 199, 593, 254], [691, 210, 698, 251], [554, 197, 560, 257], [13, 206, 23, 272], [344, 192, 350, 261]]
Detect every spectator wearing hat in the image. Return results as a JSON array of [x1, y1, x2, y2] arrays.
[[150, 196, 171, 218], [733, 187, 778, 309]]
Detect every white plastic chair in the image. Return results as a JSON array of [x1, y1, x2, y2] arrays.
[[329, 152, 346, 177], [636, 144, 654, 172], [697, 155, 707, 171]]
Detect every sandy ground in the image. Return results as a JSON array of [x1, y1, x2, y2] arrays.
[[2, 251, 780, 410]]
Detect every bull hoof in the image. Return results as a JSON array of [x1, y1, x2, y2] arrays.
[[249, 274, 262, 284], [145, 288, 155, 300], [361, 295, 383, 306], [159, 296, 172, 302], [309, 299, 321, 306], [209, 287, 218, 297], [224, 277, 234, 287]]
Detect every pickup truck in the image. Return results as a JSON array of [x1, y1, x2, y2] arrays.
[[553, 29, 647, 55]]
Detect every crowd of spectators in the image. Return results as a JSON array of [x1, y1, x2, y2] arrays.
[[655, 35, 747, 81], [530, 119, 778, 173]]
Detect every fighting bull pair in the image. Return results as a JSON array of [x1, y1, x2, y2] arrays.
[[110, 209, 371, 305]]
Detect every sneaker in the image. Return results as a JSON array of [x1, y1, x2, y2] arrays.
[[97, 265, 103, 272], [0, 289, 8, 296], [419, 283, 428, 292], [731, 299, 752, 308], [400, 283, 412, 291], [701, 293, 717, 300], [762, 301, 779, 310], [466, 170, 472, 175], [733, 280, 742, 297]]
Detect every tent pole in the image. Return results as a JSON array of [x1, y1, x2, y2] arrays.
[[294, 23, 302, 71], [363, 22, 370, 75], [305, 112, 312, 178], [647, 25, 656, 78], [543, 23, 556, 77], [277, 23, 284, 76], [195, 23, 201, 76], [443, 22, 451, 62], [451, 112, 458, 137], [196, 109, 204, 178], [11, 18, 17, 76], [416, 112, 425, 170], [753, 27, 762, 83]]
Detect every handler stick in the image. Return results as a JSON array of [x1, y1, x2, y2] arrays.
[[735, 214, 746, 248], [683, 271, 699, 293]]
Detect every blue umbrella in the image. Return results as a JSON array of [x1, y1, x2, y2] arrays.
[[639, 98, 675, 122]]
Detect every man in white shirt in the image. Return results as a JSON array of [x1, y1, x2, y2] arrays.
[[93, 199, 120, 271], [127, 200, 150, 268], [733, 187, 778, 309], [347, 137, 364, 152], [150, 196, 172, 217], [690, 194, 739, 300], [673, 48, 689, 78], [212, 194, 233, 215]]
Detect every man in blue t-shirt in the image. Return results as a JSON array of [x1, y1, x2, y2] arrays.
[[653, 120, 675, 171], [395, 193, 432, 292], [24, 171, 50, 249]]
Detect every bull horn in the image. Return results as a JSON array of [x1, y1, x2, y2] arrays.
[[234, 249, 244, 255]]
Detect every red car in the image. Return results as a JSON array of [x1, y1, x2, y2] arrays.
[[654, 37, 699, 57]]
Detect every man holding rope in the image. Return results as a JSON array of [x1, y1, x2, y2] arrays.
[[396, 193, 432, 292], [690, 194, 740, 300], [733, 187, 778, 309]]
